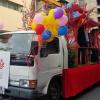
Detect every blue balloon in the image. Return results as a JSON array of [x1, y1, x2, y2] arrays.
[[73, 11, 80, 18], [42, 30, 51, 40], [58, 26, 68, 36]]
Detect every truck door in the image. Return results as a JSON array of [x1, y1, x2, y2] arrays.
[[37, 37, 63, 90]]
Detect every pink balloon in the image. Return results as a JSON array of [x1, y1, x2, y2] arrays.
[[57, 15, 68, 26], [34, 13, 44, 24]]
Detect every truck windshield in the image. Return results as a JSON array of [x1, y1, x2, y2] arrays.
[[0, 33, 38, 66], [9, 33, 33, 54]]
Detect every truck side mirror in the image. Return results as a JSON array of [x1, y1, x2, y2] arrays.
[[40, 47, 48, 57]]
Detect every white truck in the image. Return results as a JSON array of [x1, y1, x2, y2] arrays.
[[0, 30, 68, 100]]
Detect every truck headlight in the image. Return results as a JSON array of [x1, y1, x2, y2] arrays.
[[19, 79, 37, 88]]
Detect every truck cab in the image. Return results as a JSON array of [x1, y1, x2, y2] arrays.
[[0, 30, 68, 100]]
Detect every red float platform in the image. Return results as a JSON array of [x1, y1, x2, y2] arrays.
[[63, 64, 100, 98]]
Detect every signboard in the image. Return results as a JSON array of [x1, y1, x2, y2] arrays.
[[0, 51, 10, 90]]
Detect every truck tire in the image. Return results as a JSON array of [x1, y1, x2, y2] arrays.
[[47, 79, 61, 100]]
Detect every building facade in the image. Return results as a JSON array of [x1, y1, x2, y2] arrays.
[[97, 0, 100, 22], [0, 0, 32, 32], [1, 0, 97, 32], [78, 0, 100, 22]]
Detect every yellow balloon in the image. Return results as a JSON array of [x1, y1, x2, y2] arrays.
[[31, 22, 36, 30], [42, 16, 48, 24], [48, 9, 54, 17], [42, 13, 59, 38], [52, 29, 58, 37]]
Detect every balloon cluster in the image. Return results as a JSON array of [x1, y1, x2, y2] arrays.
[[31, 7, 69, 42], [31, 2, 82, 42]]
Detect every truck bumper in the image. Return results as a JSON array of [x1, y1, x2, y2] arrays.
[[5, 86, 38, 99]]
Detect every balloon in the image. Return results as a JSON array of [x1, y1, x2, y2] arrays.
[[35, 24, 45, 35], [58, 26, 69, 36], [48, 9, 54, 17], [42, 30, 51, 40], [73, 11, 80, 18], [42, 15, 59, 37], [49, 29, 58, 37], [54, 7, 64, 19], [42, 16, 51, 29], [31, 22, 36, 30], [57, 15, 68, 26], [34, 13, 44, 24]]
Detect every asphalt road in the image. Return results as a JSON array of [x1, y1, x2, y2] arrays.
[[67, 84, 100, 100], [0, 84, 100, 100]]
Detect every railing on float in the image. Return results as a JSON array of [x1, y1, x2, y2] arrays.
[[78, 47, 100, 64]]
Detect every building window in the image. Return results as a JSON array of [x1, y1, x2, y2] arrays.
[[98, 17, 100, 22], [0, 0, 23, 11], [97, 8, 100, 14], [97, 0, 100, 5]]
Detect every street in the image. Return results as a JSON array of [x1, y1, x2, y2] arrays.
[[0, 0, 100, 100], [67, 84, 100, 100], [0, 84, 100, 100]]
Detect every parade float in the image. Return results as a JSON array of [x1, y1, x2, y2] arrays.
[[0, 0, 100, 100], [30, 0, 100, 98]]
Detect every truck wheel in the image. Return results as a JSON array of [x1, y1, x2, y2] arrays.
[[47, 79, 61, 100]]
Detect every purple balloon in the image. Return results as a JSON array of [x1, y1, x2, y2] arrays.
[[54, 7, 64, 19]]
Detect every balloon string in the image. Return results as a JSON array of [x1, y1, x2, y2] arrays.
[[35, 35, 43, 72], [38, 35, 42, 53]]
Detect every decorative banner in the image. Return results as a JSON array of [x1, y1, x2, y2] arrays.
[[0, 51, 10, 92]]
